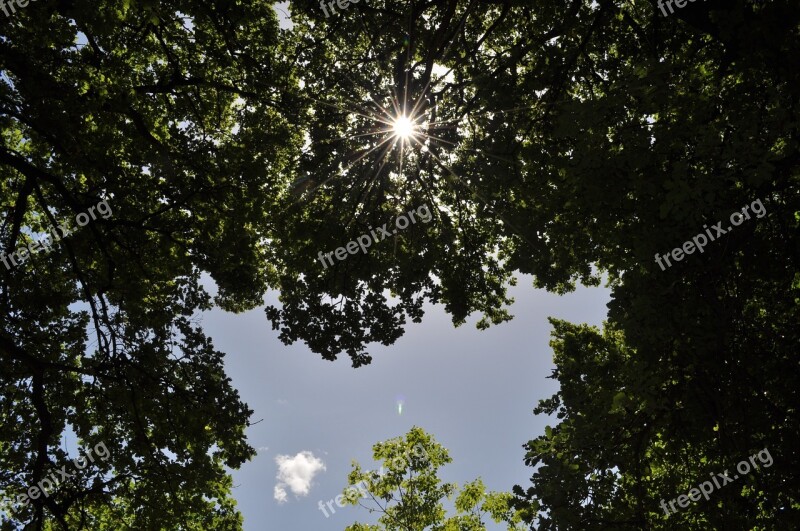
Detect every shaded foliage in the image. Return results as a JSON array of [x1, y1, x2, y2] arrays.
[[1, 0, 301, 527]]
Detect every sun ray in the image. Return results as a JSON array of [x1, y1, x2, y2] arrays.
[[408, 134, 537, 248], [421, 118, 463, 127], [367, 94, 400, 122], [397, 135, 405, 182], [341, 128, 396, 141], [417, 131, 521, 166], [304, 94, 397, 127], [345, 136, 400, 228], [288, 58, 543, 225], [297, 134, 399, 205], [348, 134, 399, 167]]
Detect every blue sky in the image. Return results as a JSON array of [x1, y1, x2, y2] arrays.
[[198, 8, 612, 529], [201, 275, 610, 529]]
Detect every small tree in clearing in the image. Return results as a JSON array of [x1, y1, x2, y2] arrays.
[[341, 427, 526, 531]]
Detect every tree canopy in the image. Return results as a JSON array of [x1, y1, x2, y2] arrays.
[[1, 1, 300, 527], [1, 0, 798, 528]]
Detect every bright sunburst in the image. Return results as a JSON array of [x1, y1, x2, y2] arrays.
[[286, 28, 542, 269], [392, 115, 415, 139], [295, 62, 527, 221]]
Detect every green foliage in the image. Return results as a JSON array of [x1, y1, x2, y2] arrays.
[[2, 0, 798, 527], [504, 0, 800, 528], [342, 427, 525, 531], [0, 0, 301, 527]]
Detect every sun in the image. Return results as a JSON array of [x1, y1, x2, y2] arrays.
[[392, 115, 415, 139]]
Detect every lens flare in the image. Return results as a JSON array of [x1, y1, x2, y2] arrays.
[[392, 116, 415, 139]]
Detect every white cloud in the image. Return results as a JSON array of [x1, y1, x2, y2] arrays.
[[274, 484, 288, 503], [273, 451, 326, 504]]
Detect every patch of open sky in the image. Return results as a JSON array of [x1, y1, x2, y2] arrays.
[[176, 11, 194, 31], [431, 63, 455, 85], [274, 2, 292, 30], [0, 71, 13, 91]]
